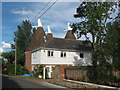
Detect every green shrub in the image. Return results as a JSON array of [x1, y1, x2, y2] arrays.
[[33, 65, 49, 79], [33, 65, 44, 78], [16, 64, 28, 75], [6, 63, 28, 75], [6, 64, 15, 75]]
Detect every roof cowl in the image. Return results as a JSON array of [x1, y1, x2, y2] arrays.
[[38, 18, 42, 27], [47, 25, 52, 33], [68, 22, 72, 31]]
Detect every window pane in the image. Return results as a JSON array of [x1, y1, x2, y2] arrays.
[[51, 51, 53, 56], [48, 51, 50, 57], [64, 52, 66, 57], [80, 53, 84, 58], [61, 52, 63, 57]]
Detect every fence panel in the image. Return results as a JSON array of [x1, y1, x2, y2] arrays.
[[65, 67, 120, 83]]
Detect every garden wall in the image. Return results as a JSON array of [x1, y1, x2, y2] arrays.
[[64, 66, 120, 83]]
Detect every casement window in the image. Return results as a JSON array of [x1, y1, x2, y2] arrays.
[[48, 51, 54, 57], [61, 51, 66, 57], [80, 53, 84, 58]]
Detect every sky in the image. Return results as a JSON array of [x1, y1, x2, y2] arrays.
[[1, 1, 82, 53], [1, 1, 118, 53]]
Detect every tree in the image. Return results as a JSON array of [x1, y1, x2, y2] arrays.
[[14, 20, 32, 51], [72, 2, 116, 81], [14, 20, 33, 66], [72, 2, 116, 68], [1, 51, 15, 64], [105, 2, 120, 69], [105, 22, 120, 69]]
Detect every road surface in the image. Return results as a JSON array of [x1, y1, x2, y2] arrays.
[[2, 75, 70, 89]]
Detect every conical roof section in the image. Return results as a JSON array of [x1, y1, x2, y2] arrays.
[[27, 27, 46, 51], [46, 26, 53, 41], [65, 31, 76, 40], [64, 23, 76, 40]]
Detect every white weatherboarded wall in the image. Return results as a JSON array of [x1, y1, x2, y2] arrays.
[[31, 49, 92, 66], [32, 50, 41, 64]]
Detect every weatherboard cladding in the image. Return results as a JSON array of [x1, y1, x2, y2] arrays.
[[42, 38, 91, 51]]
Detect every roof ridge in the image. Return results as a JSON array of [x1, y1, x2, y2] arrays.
[[52, 37, 85, 42]]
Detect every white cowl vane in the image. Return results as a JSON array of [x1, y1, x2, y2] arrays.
[[68, 22, 72, 31], [47, 26, 52, 33], [38, 18, 42, 27]]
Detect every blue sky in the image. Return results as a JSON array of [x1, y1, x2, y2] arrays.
[[1, 1, 81, 52], [1, 1, 118, 53]]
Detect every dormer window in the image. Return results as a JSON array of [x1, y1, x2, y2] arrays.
[[48, 51, 54, 57]]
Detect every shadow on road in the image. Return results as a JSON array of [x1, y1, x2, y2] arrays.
[[2, 75, 22, 89]]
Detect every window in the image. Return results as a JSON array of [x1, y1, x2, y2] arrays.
[[48, 51, 54, 57], [61, 51, 66, 57], [48, 51, 50, 57], [80, 53, 84, 58]]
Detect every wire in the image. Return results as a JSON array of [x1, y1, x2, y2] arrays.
[[31, 0, 52, 25], [32, 0, 58, 25], [39, 0, 57, 18]]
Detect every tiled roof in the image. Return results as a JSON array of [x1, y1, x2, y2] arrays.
[[26, 27, 91, 52], [42, 38, 91, 51], [65, 30, 76, 40], [27, 27, 46, 51]]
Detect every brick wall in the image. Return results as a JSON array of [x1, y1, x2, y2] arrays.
[[25, 51, 32, 72], [51, 65, 68, 80]]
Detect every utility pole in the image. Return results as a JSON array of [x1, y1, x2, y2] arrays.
[[15, 39, 17, 75]]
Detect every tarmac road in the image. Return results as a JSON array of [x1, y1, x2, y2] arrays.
[[2, 75, 70, 90]]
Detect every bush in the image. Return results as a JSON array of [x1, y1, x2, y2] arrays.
[[16, 64, 28, 75], [6, 63, 28, 75], [33, 65, 49, 79], [33, 65, 44, 78], [6, 63, 15, 75]]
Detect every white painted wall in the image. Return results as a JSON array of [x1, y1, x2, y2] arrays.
[[31, 50, 41, 64], [31, 49, 92, 66]]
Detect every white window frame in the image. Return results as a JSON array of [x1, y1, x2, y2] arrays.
[[47, 51, 54, 57]]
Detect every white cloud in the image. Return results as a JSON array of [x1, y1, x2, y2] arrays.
[[11, 10, 33, 15], [2, 41, 11, 49], [0, 47, 3, 53], [0, 41, 11, 53]]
